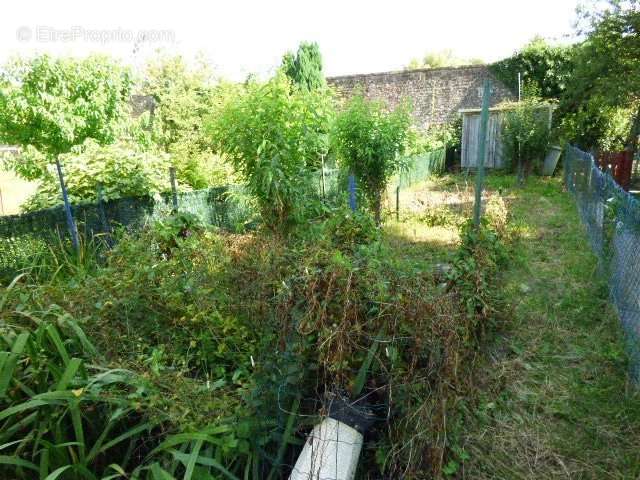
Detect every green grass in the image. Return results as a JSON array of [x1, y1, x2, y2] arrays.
[[451, 174, 640, 479]]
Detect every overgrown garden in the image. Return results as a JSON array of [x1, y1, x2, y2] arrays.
[[0, 1, 639, 479]]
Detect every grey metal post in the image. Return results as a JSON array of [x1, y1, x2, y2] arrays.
[[321, 156, 326, 199], [169, 167, 178, 211], [55, 157, 80, 252], [473, 79, 491, 229], [396, 185, 400, 221], [348, 174, 356, 212]]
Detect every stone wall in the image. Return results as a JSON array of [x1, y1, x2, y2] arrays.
[[327, 65, 515, 129]]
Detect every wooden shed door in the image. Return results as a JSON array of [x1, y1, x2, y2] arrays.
[[461, 113, 504, 169]]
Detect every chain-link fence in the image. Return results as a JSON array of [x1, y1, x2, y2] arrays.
[[564, 145, 640, 382]]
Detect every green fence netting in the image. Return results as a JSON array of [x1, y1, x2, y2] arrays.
[[565, 145, 640, 382], [0, 185, 255, 279], [0, 149, 446, 280], [397, 148, 446, 188]]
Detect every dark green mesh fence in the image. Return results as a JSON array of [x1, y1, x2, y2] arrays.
[[397, 148, 446, 188], [0, 186, 255, 279], [1, 150, 446, 280], [564, 145, 640, 382]]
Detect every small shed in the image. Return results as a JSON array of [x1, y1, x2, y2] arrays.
[[460, 107, 507, 169], [460, 104, 554, 169]]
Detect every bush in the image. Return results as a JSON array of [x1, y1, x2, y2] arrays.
[[22, 140, 172, 211], [332, 95, 411, 224], [208, 74, 334, 230], [501, 99, 552, 177], [405, 118, 462, 156]]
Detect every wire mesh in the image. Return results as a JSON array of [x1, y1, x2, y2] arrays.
[[565, 145, 640, 382], [0, 186, 255, 279], [0, 150, 446, 281], [397, 148, 446, 188]]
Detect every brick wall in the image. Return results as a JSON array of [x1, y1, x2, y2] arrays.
[[327, 65, 515, 129]]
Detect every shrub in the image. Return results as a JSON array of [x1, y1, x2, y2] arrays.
[[501, 99, 552, 177], [22, 140, 172, 211], [208, 74, 333, 230], [138, 55, 241, 189], [332, 95, 411, 224]]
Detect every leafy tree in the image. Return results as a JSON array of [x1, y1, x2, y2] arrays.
[[280, 42, 326, 91], [0, 55, 132, 178], [559, 95, 632, 151], [563, 1, 640, 153], [407, 49, 484, 70], [208, 74, 333, 230], [139, 54, 236, 188], [0, 54, 131, 248], [490, 37, 576, 100], [332, 95, 411, 224]]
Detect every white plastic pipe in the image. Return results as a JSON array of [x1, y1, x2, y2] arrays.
[[289, 417, 363, 480]]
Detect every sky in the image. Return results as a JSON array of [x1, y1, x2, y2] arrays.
[[0, 0, 581, 81]]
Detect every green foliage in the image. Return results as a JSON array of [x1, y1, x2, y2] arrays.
[[0, 168, 512, 479], [134, 55, 239, 189], [407, 49, 484, 70], [571, 2, 640, 109], [208, 74, 333, 230], [153, 212, 204, 253], [280, 42, 326, 91], [0, 54, 132, 165], [21, 140, 172, 211], [561, 2, 640, 151], [332, 95, 411, 223], [405, 118, 462, 155], [448, 220, 507, 318], [490, 37, 576, 100], [139, 54, 239, 189], [559, 97, 632, 151], [501, 99, 552, 176], [0, 306, 157, 479]]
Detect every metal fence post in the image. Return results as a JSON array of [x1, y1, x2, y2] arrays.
[[97, 183, 113, 248], [473, 79, 491, 229], [348, 174, 357, 212], [396, 185, 400, 221], [55, 157, 80, 252], [169, 167, 178, 212], [321, 156, 326, 199]]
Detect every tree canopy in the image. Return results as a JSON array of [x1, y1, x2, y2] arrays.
[[332, 95, 411, 224], [563, 1, 640, 151], [490, 37, 576, 100], [208, 74, 333, 229], [0, 54, 132, 168], [406, 49, 484, 70], [280, 42, 326, 91]]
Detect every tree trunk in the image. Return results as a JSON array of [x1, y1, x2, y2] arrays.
[[55, 157, 80, 252], [374, 191, 382, 227]]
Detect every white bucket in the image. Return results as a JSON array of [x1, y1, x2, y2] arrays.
[[289, 417, 363, 480]]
